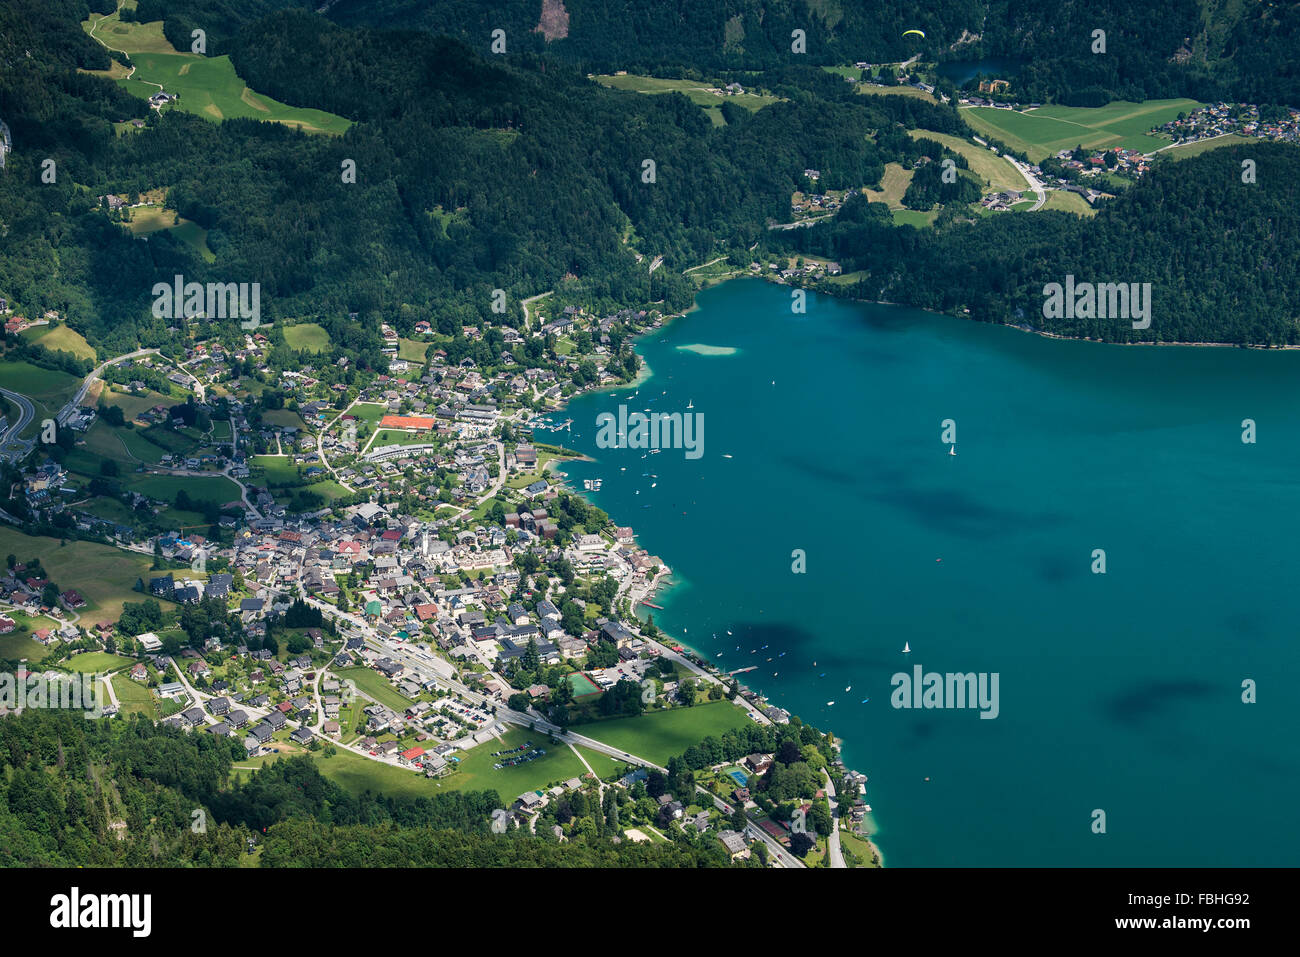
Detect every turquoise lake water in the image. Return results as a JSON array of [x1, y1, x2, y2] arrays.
[[555, 278, 1299, 866]]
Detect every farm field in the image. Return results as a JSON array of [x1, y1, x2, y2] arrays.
[[910, 129, 1028, 192], [117, 53, 352, 134], [19, 325, 97, 362], [0, 527, 157, 625], [82, 5, 177, 55], [960, 99, 1202, 163], [575, 701, 752, 766], [83, 6, 351, 137]]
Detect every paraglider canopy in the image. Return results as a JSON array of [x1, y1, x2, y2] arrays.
[[902, 29, 926, 39]]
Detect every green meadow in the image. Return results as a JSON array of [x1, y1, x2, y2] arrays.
[[593, 74, 780, 126], [575, 701, 753, 767], [960, 99, 1202, 163], [117, 53, 351, 135]]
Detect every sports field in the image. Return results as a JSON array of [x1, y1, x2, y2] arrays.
[[567, 670, 602, 699], [960, 99, 1202, 163]]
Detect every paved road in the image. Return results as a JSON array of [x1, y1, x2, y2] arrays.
[[823, 769, 846, 868], [0, 386, 35, 461], [1006, 156, 1047, 210], [59, 348, 159, 424]]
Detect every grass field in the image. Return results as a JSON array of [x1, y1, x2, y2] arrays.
[[960, 99, 1203, 163], [576, 701, 753, 766], [397, 338, 435, 363], [335, 666, 414, 711], [19, 325, 97, 362], [283, 323, 332, 352], [99, 387, 183, 421], [0, 527, 157, 625], [863, 163, 913, 209], [114, 53, 351, 135], [64, 652, 135, 674], [312, 747, 445, 799], [910, 129, 1028, 193], [0, 631, 48, 661], [122, 205, 215, 261], [436, 727, 589, 796], [83, 6, 178, 56], [892, 208, 939, 227], [856, 83, 938, 102], [0, 360, 83, 439], [111, 674, 158, 718], [127, 472, 240, 505], [261, 409, 307, 430], [1155, 133, 1258, 161], [593, 74, 780, 126], [1042, 190, 1097, 216]]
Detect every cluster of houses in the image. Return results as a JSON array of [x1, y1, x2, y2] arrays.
[[1154, 102, 1300, 150]]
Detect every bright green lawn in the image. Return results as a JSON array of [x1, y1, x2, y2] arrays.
[[575, 701, 752, 766]]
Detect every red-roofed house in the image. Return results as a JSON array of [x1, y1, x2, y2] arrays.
[[399, 746, 425, 765], [414, 603, 438, 622]]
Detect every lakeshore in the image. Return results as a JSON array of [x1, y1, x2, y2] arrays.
[[556, 275, 1300, 866]]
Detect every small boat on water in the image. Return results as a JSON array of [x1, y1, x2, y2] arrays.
[[860, 698, 870, 704], [845, 685, 852, 692], [949, 445, 957, 456], [903, 642, 911, 654], [826, 700, 835, 707], [687, 399, 694, 409], [727, 630, 732, 635], [722, 454, 733, 459]]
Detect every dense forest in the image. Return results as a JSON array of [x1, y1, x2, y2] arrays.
[[317, 0, 1300, 105], [0, 0, 963, 352]]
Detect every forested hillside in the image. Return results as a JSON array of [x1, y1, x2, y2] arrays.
[[780, 142, 1300, 344], [0, 710, 735, 867], [317, 0, 1300, 105], [1, 0, 1299, 353]]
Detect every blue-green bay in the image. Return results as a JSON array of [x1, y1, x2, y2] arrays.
[[559, 277, 1299, 866]]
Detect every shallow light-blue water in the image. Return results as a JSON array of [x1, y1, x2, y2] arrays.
[[556, 278, 1299, 866]]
